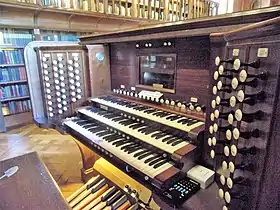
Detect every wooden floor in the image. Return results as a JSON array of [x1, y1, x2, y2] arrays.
[[0, 124, 84, 198]]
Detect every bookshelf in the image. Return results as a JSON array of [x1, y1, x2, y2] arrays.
[[0, 45, 32, 130], [0, 0, 219, 22]]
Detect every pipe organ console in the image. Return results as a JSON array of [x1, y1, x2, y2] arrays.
[[25, 15, 280, 210]]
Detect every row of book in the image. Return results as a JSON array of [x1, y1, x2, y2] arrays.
[[0, 32, 33, 46], [0, 67, 27, 82], [2, 100, 31, 116], [0, 49, 24, 65], [0, 84, 29, 99]]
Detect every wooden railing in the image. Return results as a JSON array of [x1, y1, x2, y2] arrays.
[[5, 0, 219, 21]]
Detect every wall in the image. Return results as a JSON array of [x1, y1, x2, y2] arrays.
[[110, 36, 210, 105]]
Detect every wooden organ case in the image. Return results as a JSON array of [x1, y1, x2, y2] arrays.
[[26, 10, 280, 210]]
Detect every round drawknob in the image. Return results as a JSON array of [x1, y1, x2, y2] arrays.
[[218, 65, 224, 75], [212, 86, 218, 95], [231, 77, 239, 90], [208, 138, 212, 146], [213, 71, 219, 80], [165, 100, 170, 105], [57, 57, 63, 61], [42, 57, 47, 62], [210, 150, 215, 159], [215, 56, 221, 66], [214, 110, 219, 118], [220, 175, 226, 185], [229, 161, 235, 173], [48, 101, 52, 105], [230, 96, 236, 108], [181, 104, 186, 109], [210, 113, 215, 121], [160, 99, 164, 104], [212, 137, 217, 146], [213, 123, 218, 132], [68, 60, 73, 64], [222, 161, 228, 170], [177, 102, 182, 107], [227, 177, 233, 189], [58, 63, 63, 68], [218, 188, 224, 199], [209, 125, 214, 134], [53, 60, 58, 65], [223, 206, 228, 210], [217, 81, 223, 90], [170, 100, 175, 106], [235, 109, 243, 121], [226, 129, 232, 140], [225, 191, 231, 203], [196, 106, 202, 112], [215, 96, 221, 105], [228, 114, 234, 124], [224, 146, 230, 156], [237, 90, 245, 102], [233, 58, 241, 71], [232, 128, 240, 140], [231, 145, 237, 157], [211, 100, 216, 109], [239, 69, 247, 82]]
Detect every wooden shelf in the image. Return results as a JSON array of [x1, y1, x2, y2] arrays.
[[0, 64, 25, 68], [0, 80, 28, 85], [1, 96, 30, 103]]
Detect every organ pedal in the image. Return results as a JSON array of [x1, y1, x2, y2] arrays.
[[67, 157, 160, 210]]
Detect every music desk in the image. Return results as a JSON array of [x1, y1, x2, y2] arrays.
[[0, 152, 70, 210]]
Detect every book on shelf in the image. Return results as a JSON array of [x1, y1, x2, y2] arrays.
[[0, 67, 27, 82], [2, 99, 31, 116], [0, 84, 29, 100], [0, 32, 33, 46], [0, 49, 24, 65]]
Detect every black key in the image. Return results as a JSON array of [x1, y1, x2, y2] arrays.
[[107, 137, 125, 143], [133, 149, 149, 158], [89, 127, 106, 133], [161, 136, 174, 142], [83, 124, 96, 129], [138, 151, 153, 160], [97, 131, 112, 137], [153, 159, 169, 169], [171, 139, 185, 146], [148, 157, 166, 166], [151, 131, 162, 138], [166, 138, 180, 145], [115, 140, 131, 147], [103, 134, 118, 141], [121, 142, 137, 150], [126, 146, 143, 154], [154, 133, 168, 139], [129, 123, 143, 129], [137, 126, 148, 132], [144, 129, 157, 135], [144, 154, 160, 164]]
